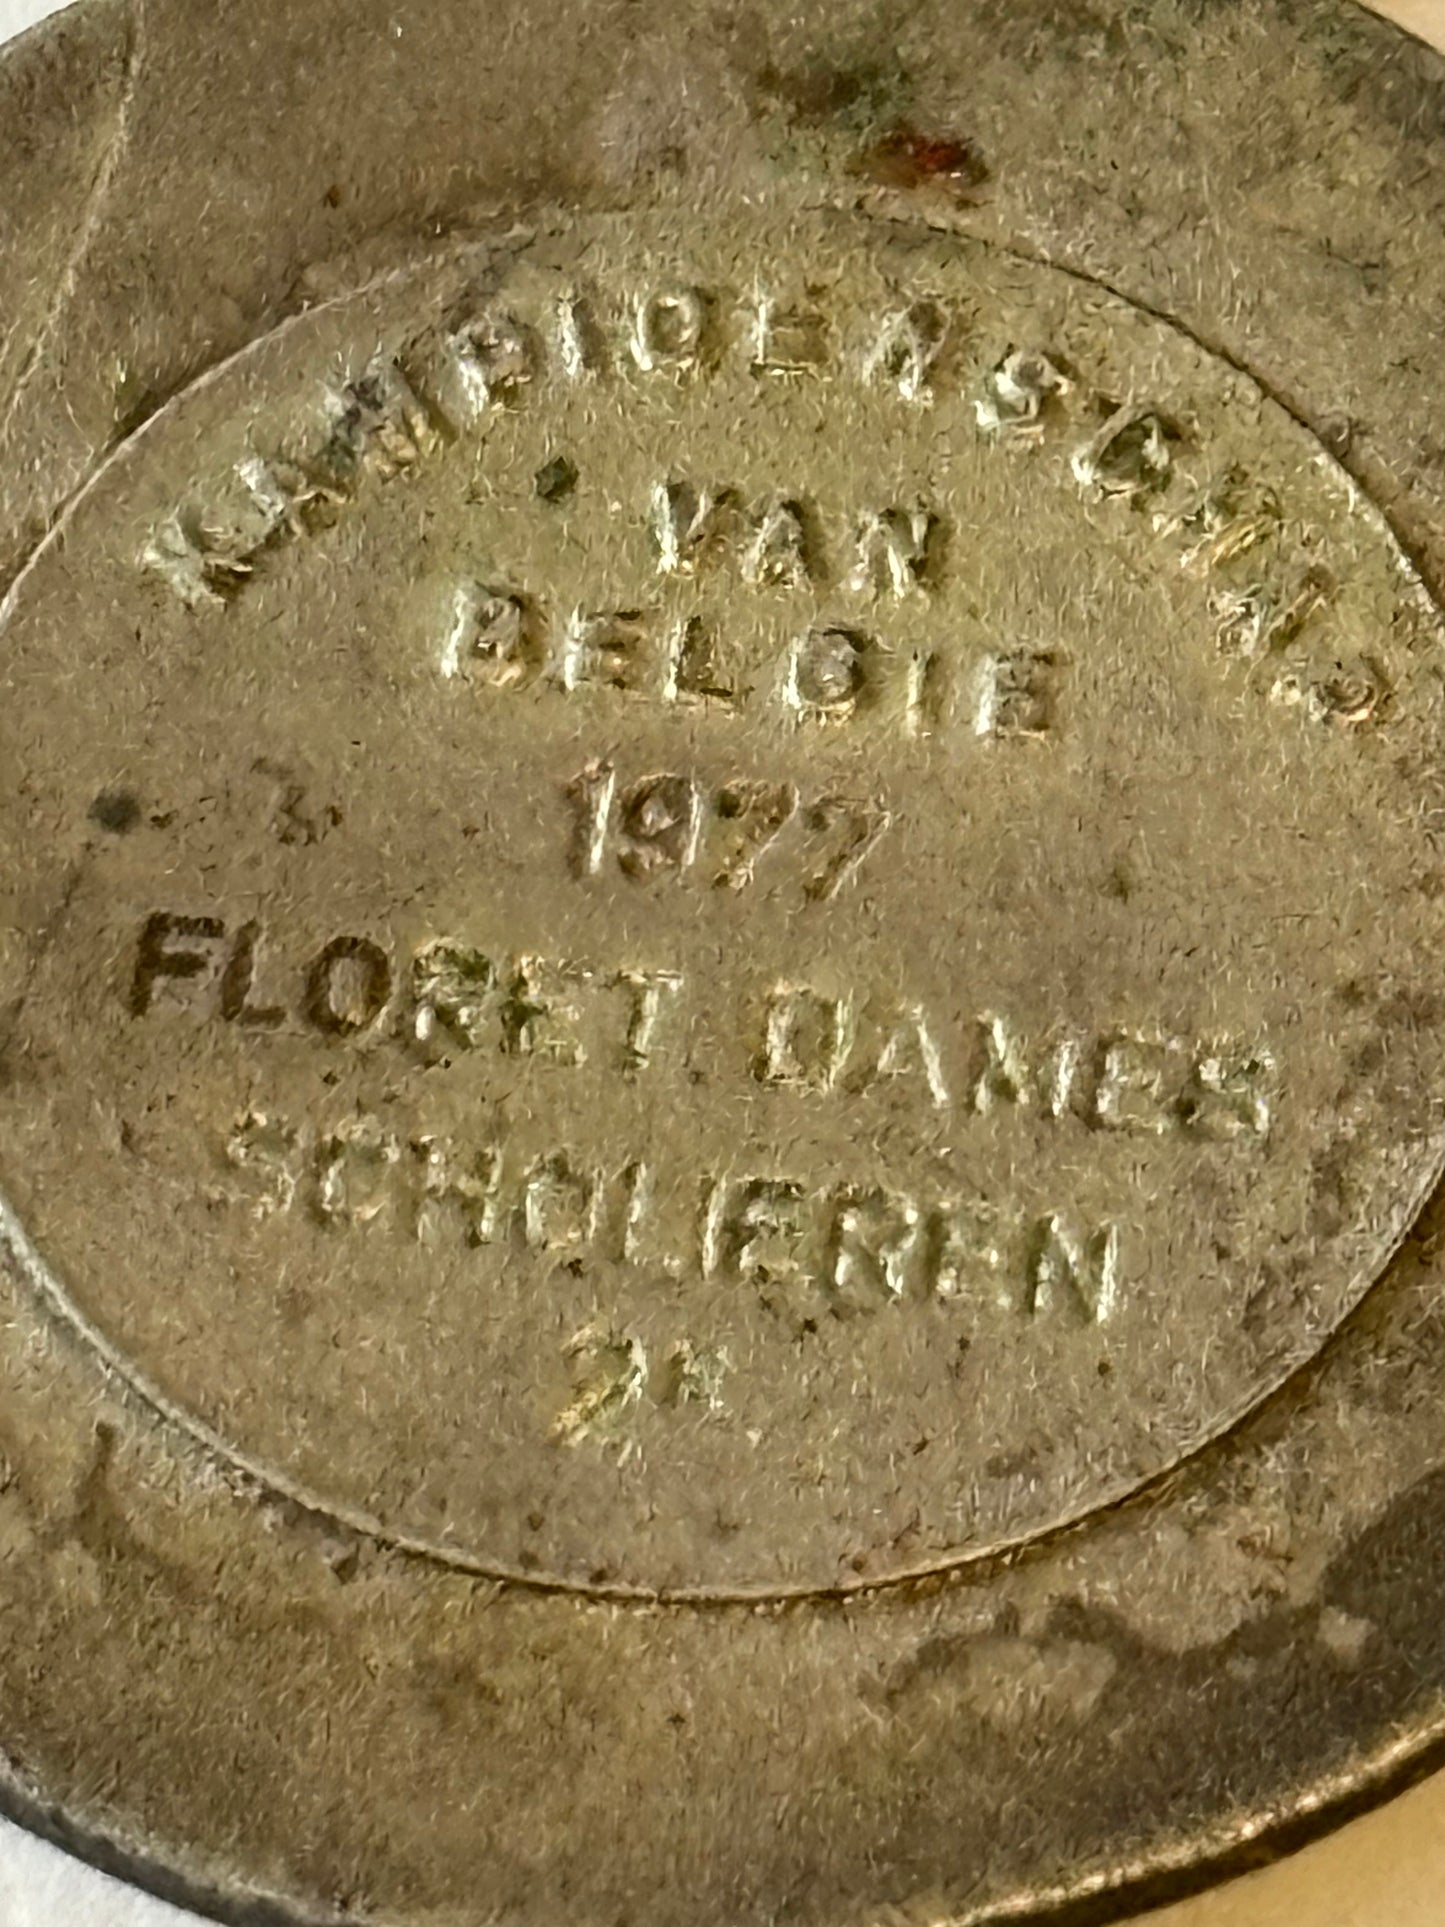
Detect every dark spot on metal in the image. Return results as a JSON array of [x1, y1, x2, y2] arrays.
[[1102, 861, 1133, 903], [752, 56, 884, 124], [534, 454, 578, 503], [1349, 1036, 1387, 1080], [90, 787, 141, 835], [1380, 988, 1445, 1029]]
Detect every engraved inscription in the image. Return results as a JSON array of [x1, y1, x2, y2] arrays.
[[564, 768, 893, 898], [441, 576, 1067, 740], [218, 1100, 1125, 1328], [128, 911, 1276, 1146], [139, 271, 1393, 743], [3, 205, 1442, 1598]]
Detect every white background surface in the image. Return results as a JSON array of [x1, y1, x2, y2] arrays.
[[0, 1, 205, 1917]]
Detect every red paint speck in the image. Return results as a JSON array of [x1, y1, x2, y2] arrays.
[[862, 127, 990, 195]]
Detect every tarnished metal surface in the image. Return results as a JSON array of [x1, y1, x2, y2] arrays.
[[2, 2, 1445, 1922]]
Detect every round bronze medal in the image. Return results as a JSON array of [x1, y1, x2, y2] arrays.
[[2, 2, 1445, 1921]]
